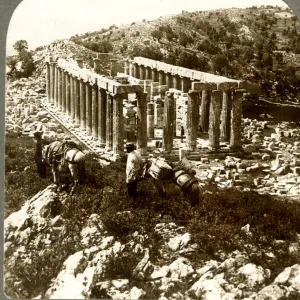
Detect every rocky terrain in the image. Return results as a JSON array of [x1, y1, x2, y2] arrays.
[[5, 71, 300, 299], [4, 185, 300, 299]]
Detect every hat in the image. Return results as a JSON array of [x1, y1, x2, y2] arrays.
[[34, 131, 43, 138], [125, 143, 135, 150]]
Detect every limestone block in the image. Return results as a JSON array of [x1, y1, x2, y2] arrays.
[[262, 154, 271, 161]]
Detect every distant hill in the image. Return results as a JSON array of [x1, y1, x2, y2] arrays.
[[69, 5, 300, 102], [7, 5, 300, 102]]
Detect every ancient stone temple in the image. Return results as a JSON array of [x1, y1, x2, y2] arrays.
[[45, 55, 259, 160]]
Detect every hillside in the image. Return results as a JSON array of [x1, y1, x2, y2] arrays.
[[70, 5, 300, 101]]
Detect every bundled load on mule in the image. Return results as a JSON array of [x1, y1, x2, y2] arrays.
[[147, 157, 174, 180], [173, 157, 198, 189]]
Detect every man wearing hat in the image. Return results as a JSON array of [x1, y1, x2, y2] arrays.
[[33, 131, 49, 178], [126, 143, 143, 199]]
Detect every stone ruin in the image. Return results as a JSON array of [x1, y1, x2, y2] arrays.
[[44, 54, 259, 159]]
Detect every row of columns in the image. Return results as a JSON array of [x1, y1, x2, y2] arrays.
[[45, 59, 148, 156], [187, 89, 243, 151], [125, 61, 191, 93]]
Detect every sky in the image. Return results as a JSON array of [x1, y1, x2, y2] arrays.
[[6, 0, 289, 55]]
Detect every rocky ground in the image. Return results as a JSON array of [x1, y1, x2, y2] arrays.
[[5, 73, 300, 299], [4, 185, 300, 299]]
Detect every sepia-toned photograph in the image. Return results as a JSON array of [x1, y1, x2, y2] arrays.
[[4, 0, 300, 298]]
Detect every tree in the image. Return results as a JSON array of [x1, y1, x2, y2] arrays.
[[13, 40, 28, 52], [212, 54, 230, 75], [7, 40, 36, 80]]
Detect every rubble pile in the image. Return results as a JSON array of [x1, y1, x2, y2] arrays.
[[4, 187, 300, 299]]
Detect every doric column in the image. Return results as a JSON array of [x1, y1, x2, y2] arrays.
[[124, 60, 129, 75], [173, 75, 180, 90], [147, 102, 155, 139], [93, 56, 101, 74], [76, 58, 83, 68], [165, 73, 172, 89], [186, 91, 200, 151], [110, 59, 118, 77], [181, 77, 189, 93], [173, 95, 177, 137], [66, 73, 71, 116], [80, 79, 86, 130], [113, 94, 125, 155], [158, 71, 165, 85], [46, 60, 51, 102], [106, 93, 113, 150], [58, 67, 63, 111], [50, 62, 56, 104], [54, 66, 58, 108], [209, 90, 222, 150], [98, 88, 106, 145], [75, 77, 80, 125], [154, 99, 164, 128], [70, 76, 75, 121], [145, 67, 151, 80], [151, 68, 158, 82], [220, 91, 232, 142], [92, 85, 98, 139], [199, 90, 211, 132], [230, 89, 244, 149], [139, 65, 145, 80], [163, 91, 175, 152], [128, 61, 134, 77], [86, 83, 93, 135], [136, 92, 147, 154], [61, 69, 66, 113], [133, 63, 139, 78]]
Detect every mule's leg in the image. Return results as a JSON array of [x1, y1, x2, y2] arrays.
[[184, 182, 200, 207], [78, 162, 85, 184], [69, 163, 79, 195], [153, 179, 166, 200], [52, 165, 61, 192]]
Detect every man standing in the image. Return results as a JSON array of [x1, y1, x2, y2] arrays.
[[33, 131, 48, 178], [126, 143, 143, 199]]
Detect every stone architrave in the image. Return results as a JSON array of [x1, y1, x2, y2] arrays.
[[136, 92, 147, 154], [80, 79, 86, 130], [75, 77, 80, 126], [86, 83, 93, 135], [98, 88, 106, 145], [113, 94, 125, 155], [106, 93, 113, 150], [147, 102, 155, 139], [230, 89, 244, 149], [50, 62, 56, 104], [199, 90, 211, 132], [220, 91, 232, 142], [186, 91, 200, 151], [61, 70, 66, 113], [209, 90, 222, 150], [66, 73, 71, 117], [92, 85, 98, 139], [163, 92, 175, 152]]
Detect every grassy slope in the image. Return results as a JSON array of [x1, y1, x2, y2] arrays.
[[4, 132, 300, 298]]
